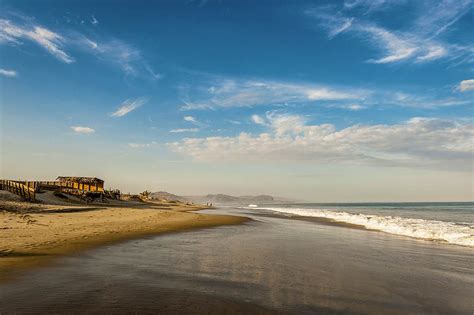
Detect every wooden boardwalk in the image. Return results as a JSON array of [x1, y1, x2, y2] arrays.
[[0, 180, 37, 201], [0, 177, 116, 202]]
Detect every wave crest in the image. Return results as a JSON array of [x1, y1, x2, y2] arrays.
[[257, 207, 474, 247]]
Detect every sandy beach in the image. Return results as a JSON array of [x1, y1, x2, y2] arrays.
[[0, 191, 248, 281]]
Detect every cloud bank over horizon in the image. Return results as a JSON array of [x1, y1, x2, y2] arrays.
[[169, 114, 473, 171]]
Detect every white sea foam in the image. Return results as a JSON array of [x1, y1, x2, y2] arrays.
[[256, 207, 474, 247]]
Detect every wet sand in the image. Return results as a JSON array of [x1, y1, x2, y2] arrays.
[[1, 207, 473, 314], [0, 197, 248, 281]]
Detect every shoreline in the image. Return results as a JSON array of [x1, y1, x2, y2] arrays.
[[2, 206, 472, 314], [0, 199, 249, 282], [244, 207, 474, 248]]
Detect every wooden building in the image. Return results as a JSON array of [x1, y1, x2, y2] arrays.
[[56, 176, 104, 192]]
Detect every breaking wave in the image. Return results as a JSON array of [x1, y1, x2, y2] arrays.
[[256, 207, 474, 247]]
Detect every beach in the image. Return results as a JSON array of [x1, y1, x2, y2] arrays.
[[2, 0, 472, 313], [0, 192, 247, 281], [1, 205, 473, 314]]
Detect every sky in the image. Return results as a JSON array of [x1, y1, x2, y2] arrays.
[[0, 0, 473, 202]]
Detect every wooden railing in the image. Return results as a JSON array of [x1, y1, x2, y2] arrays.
[[0, 180, 36, 201], [1, 179, 105, 202]]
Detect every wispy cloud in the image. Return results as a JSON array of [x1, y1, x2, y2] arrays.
[[311, 9, 354, 39], [0, 68, 17, 77], [329, 103, 366, 110], [251, 114, 266, 125], [111, 98, 148, 117], [169, 128, 199, 133], [0, 13, 159, 78], [179, 75, 470, 111], [306, 1, 474, 65], [99, 40, 141, 76], [329, 17, 353, 38], [128, 141, 157, 148], [343, 0, 405, 12], [458, 79, 474, 92], [387, 92, 470, 108], [71, 126, 95, 134], [183, 115, 207, 128], [91, 15, 99, 26], [227, 120, 242, 125], [180, 78, 367, 110], [308, 12, 447, 64], [414, 0, 474, 37], [184, 115, 197, 123], [0, 18, 74, 63], [359, 25, 432, 63], [168, 114, 473, 170], [79, 37, 158, 77], [358, 24, 452, 64]]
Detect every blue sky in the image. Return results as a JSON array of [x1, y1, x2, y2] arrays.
[[1, 0, 473, 201]]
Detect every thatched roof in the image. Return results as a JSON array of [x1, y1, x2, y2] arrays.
[[56, 176, 104, 184]]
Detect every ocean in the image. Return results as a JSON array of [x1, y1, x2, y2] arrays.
[[247, 202, 474, 247]]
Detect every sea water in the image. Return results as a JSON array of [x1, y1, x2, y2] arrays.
[[251, 202, 474, 247]]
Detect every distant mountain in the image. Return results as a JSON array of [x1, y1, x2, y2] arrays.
[[188, 194, 274, 204], [149, 191, 188, 202], [150, 191, 297, 205]]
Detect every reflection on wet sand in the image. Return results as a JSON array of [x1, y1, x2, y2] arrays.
[[0, 208, 473, 314]]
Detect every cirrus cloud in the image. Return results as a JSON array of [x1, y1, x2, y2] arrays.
[[78, 36, 161, 78], [306, 1, 474, 65], [0, 19, 74, 63], [180, 78, 368, 110], [111, 97, 148, 117], [0, 13, 160, 78]]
